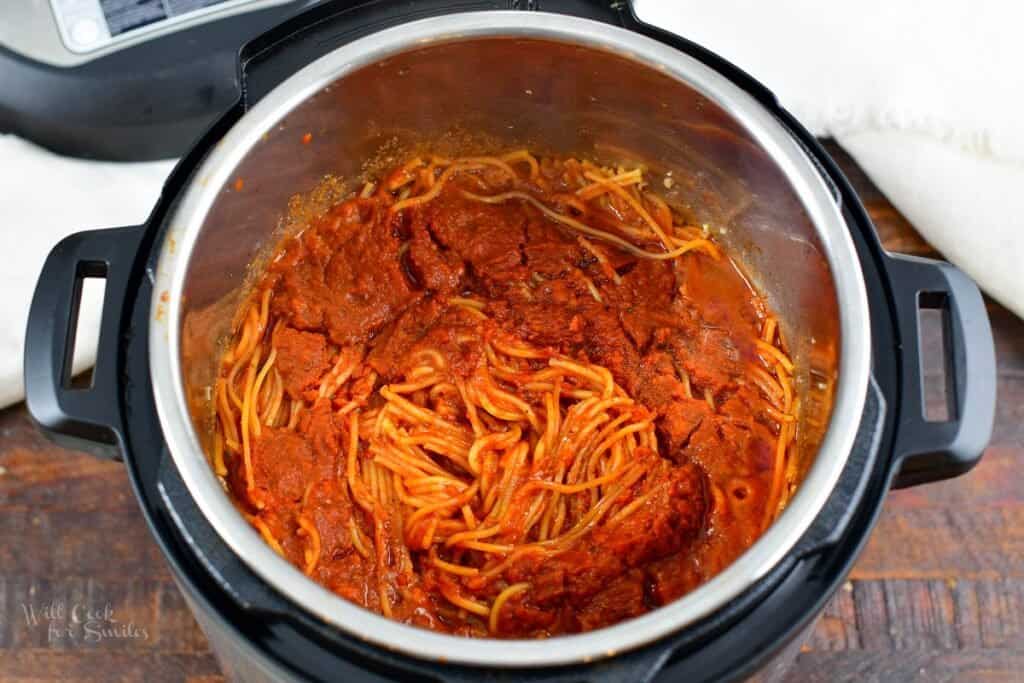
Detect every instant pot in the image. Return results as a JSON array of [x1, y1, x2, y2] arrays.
[[24, 2, 996, 681]]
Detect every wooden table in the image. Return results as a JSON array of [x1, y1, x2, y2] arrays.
[[0, 142, 1020, 682]]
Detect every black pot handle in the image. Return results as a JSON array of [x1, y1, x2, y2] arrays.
[[885, 253, 996, 488], [24, 226, 144, 459]]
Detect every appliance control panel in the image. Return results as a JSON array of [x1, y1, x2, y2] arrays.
[[53, 0, 294, 54], [0, 0, 298, 66]]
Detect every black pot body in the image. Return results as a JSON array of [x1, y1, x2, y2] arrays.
[[23, 1, 996, 681]]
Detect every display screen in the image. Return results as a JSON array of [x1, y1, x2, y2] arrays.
[[50, 0, 281, 53], [99, 0, 228, 36]]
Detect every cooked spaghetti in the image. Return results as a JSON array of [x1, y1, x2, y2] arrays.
[[213, 151, 798, 637]]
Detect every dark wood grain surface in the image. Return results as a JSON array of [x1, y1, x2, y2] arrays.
[[0, 141, 1020, 682]]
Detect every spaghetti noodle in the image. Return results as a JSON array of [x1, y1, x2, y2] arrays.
[[213, 151, 797, 637]]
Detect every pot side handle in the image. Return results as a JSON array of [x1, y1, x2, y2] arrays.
[[885, 253, 996, 488], [23, 226, 143, 460]]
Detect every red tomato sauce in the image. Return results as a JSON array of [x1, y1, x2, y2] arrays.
[[214, 154, 794, 638]]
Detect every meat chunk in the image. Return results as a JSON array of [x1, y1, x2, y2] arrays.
[[597, 459, 708, 563], [580, 304, 642, 392], [367, 299, 485, 380], [659, 399, 713, 454], [273, 326, 330, 400], [522, 217, 585, 280], [499, 461, 708, 635], [676, 326, 745, 389], [491, 278, 587, 349], [366, 297, 447, 379], [270, 198, 420, 346], [406, 222, 465, 294], [251, 428, 313, 504], [321, 219, 420, 345], [426, 193, 526, 287], [634, 351, 712, 453], [299, 400, 342, 480], [575, 570, 647, 631], [302, 480, 355, 564]]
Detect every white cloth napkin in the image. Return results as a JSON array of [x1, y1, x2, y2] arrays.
[[0, 136, 174, 408], [635, 0, 1024, 318], [2, 0, 1020, 409]]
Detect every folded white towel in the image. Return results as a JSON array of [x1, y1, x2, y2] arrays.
[[2, 1, 1019, 409], [635, 0, 1024, 319], [0, 135, 173, 408]]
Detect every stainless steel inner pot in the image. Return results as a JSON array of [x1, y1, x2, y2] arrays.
[[149, 11, 872, 667]]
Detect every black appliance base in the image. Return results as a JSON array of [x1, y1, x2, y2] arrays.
[[22, 2, 994, 681]]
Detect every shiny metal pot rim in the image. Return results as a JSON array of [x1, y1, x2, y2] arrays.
[[149, 11, 872, 668]]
